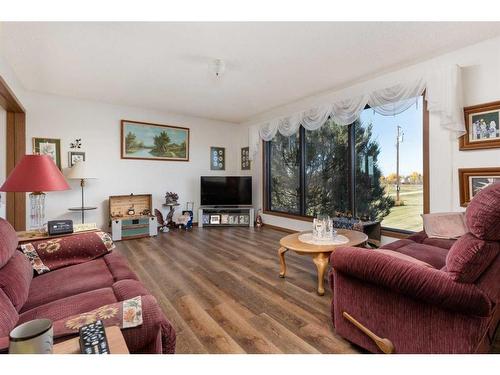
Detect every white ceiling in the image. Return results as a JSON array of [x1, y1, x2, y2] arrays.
[[2, 22, 500, 123]]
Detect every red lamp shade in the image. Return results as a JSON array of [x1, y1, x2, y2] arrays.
[[0, 155, 70, 192]]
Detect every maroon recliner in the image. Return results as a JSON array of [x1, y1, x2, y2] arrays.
[[329, 183, 500, 353], [0, 218, 176, 354]]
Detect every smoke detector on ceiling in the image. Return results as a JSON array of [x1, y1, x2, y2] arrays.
[[210, 59, 226, 78]]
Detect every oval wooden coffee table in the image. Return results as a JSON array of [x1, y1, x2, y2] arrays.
[[278, 229, 368, 296]]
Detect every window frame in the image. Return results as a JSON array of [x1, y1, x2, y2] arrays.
[[262, 97, 429, 235]]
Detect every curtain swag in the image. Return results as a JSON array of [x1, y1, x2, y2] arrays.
[[249, 65, 464, 159]]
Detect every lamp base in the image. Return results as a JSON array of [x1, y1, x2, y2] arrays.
[[29, 192, 46, 231]]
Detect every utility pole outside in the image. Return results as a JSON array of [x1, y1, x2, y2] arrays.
[[396, 125, 404, 205]]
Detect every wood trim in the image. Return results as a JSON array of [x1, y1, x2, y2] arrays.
[[5, 112, 26, 231], [120, 119, 190, 162], [381, 229, 410, 239], [262, 140, 268, 211], [458, 167, 500, 207], [0, 75, 25, 112], [260, 223, 297, 234], [423, 95, 430, 214], [1, 75, 26, 230], [343, 312, 394, 354], [459, 100, 500, 151], [262, 210, 313, 222]]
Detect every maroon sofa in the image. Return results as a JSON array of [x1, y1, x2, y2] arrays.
[[0, 218, 176, 354], [329, 183, 500, 353]]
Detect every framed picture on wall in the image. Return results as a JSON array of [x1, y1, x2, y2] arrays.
[[458, 167, 500, 207], [241, 146, 251, 170], [33, 137, 62, 170], [121, 120, 190, 161], [210, 146, 225, 170], [460, 101, 500, 150], [69, 151, 85, 167]]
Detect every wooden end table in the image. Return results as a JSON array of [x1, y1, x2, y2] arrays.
[[53, 326, 129, 354], [278, 229, 368, 296]]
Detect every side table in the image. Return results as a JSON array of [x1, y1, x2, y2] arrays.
[[17, 225, 100, 243], [68, 206, 97, 224], [53, 326, 129, 354], [278, 229, 368, 295]]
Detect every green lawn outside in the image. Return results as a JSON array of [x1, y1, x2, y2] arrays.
[[382, 184, 423, 232]]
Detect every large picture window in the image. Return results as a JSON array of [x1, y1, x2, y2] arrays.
[[264, 96, 427, 233]]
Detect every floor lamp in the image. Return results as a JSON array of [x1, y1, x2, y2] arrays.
[[0, 155, 70, 230], [66, 161, 97, 223]]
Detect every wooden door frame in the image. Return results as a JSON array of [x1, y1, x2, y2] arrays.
[[1, 75, 26, 230]]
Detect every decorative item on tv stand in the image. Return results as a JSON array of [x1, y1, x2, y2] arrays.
[[109, 193, 157, 241]]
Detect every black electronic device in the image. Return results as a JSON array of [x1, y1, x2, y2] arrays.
[[47, 220, 74, 236], [79, 320, 109, 354], [200, 176, 252, 206]]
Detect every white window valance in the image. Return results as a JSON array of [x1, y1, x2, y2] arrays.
[[249, 65, 464, 159]]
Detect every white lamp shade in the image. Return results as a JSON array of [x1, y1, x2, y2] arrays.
[[66, 161, 96, 180]]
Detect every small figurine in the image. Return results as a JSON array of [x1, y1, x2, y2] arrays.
[[256, 209, 263, 228]]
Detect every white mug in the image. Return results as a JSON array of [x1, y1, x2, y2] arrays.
[[9, 319, 53, 354]]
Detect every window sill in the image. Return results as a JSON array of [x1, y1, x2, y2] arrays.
[[381, 228, 415, 239], [262, 210, 313, 222], [263, 211, 419, 239]]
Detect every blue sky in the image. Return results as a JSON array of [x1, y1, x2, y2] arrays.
[[360, 96, 423, 176], [124, 122, 187, 145]]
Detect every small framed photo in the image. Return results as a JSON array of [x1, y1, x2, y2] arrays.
[[210, 147, 225, 170], [241, 147, 251, 170], [33, 137, 62, 169], [69, 151, 85, 167], [209, 214, 221, 224], [459, 167, 500, 207], [460, 101, 500, 150]]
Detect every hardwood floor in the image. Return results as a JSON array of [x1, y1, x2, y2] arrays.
[[115, 226, 360, 354], [114, 227, 500, 354]]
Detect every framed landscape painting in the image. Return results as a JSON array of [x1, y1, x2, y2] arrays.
[[121, 120, 189, 161], [459, 167, 500, 207], [460, 101, 500, 150]]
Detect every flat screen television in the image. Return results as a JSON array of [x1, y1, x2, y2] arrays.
[[200, 176, 252, 206]]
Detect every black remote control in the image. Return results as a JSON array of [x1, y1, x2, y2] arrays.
[[79, 320, 110, 354]]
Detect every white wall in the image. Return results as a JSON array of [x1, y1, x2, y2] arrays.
[[22, 91, 246, 228], [244, 36, 500, 235]]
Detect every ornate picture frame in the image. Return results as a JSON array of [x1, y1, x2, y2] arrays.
[[460, 101, 500, 150], [458, 167, 500, 207], [121, 120, 190, 161]]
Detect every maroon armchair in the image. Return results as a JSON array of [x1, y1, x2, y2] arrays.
[[0, 218, 176, 354], [329, 183, 500, 353]]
